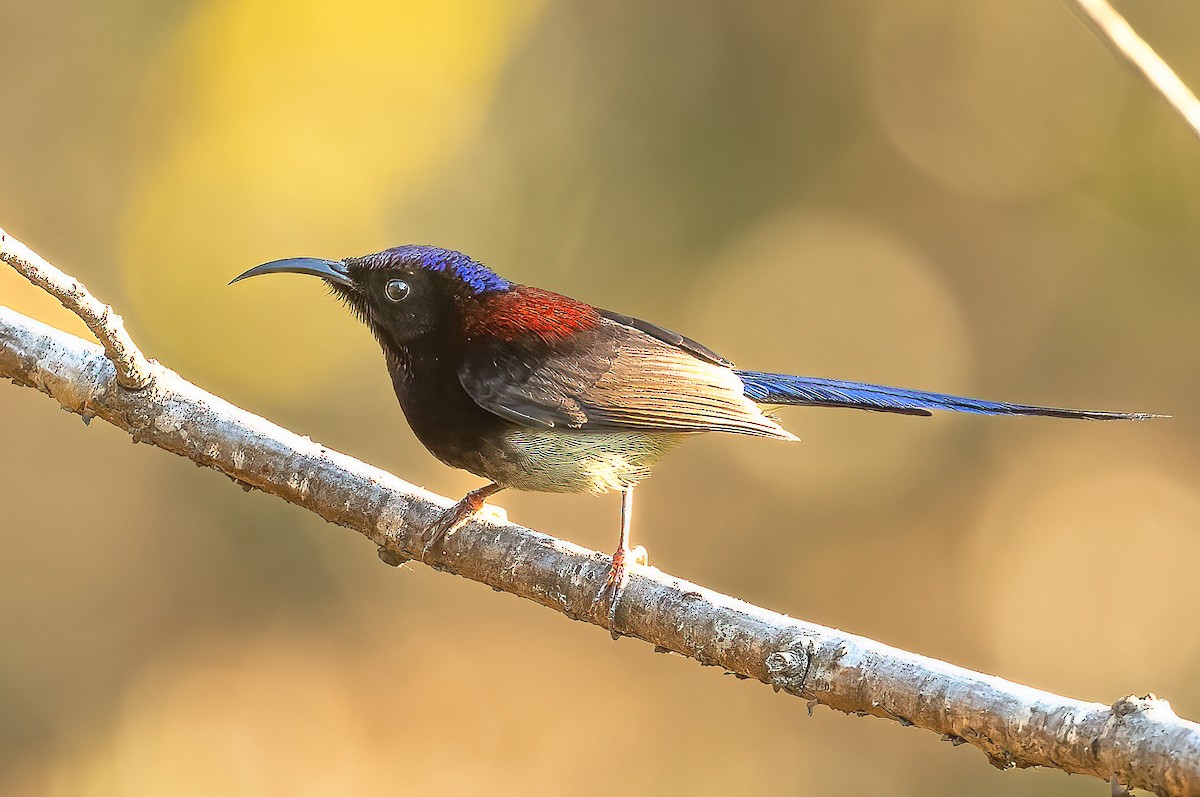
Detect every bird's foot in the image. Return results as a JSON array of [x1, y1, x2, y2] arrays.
[[421, 488, 498, 558], [594, 545, 648, 638]]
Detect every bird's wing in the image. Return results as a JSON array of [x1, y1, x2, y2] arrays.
[[595, 308, 732, 367], [458, 317, 796, 439]]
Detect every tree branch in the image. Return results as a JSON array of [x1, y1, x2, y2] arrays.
[[0, 227, 154, 389], [1068, 0, 1200, 140], [2, 232, 1198, 796]]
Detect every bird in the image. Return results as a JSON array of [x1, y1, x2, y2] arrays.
[[231, 244, 1157, 623]]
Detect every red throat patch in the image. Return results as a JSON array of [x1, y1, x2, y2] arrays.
[[464, 286, 601, 344]]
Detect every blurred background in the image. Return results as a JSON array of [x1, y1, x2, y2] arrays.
[[2, 1, 1198, 794]]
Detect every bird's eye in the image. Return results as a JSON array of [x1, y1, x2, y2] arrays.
[[384, 279, 411, 302]]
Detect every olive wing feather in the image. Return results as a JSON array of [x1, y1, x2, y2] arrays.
[[457, 318, 795, 440]]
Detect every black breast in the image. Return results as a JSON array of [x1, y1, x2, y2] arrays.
[[382, 345, 517, 478]]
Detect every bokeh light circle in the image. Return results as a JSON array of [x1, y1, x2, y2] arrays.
[[687, 210, 975, 502], [868, 0, 1123, 201], [966, 437, 1200, 697]]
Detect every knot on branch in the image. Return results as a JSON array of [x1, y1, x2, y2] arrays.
[[766, 637, 813, 695], [1111, 693, 1167, 718], [377, 545, 411, 567]]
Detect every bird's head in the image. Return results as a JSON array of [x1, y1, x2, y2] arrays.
[[231, 245, 513, 345]]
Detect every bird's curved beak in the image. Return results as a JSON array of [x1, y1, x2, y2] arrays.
[[229, 257, 354, 287]]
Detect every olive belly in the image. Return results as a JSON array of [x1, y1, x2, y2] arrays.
[[460, 428, 692, 494]]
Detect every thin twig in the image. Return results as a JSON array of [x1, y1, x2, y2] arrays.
[[1068, 0, 1200, 140], [0, 227, 154, 389], [2, 232, 1199, 795]]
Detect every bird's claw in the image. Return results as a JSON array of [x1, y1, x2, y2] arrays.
[[420, 526, 449, 559], [419, 485, 506, 558], [595, 569, 625, 639], [420, 504, 474, 558], [594, 545, 649, 639]]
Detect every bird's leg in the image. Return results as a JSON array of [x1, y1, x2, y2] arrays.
[[422, 482, 506, 557], [596, 486, 645, 636]]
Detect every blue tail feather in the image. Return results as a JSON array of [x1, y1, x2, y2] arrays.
[[735, 370, 1159, 421]]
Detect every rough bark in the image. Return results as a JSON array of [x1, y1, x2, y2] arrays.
[[2, 242, 1199, 794]]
